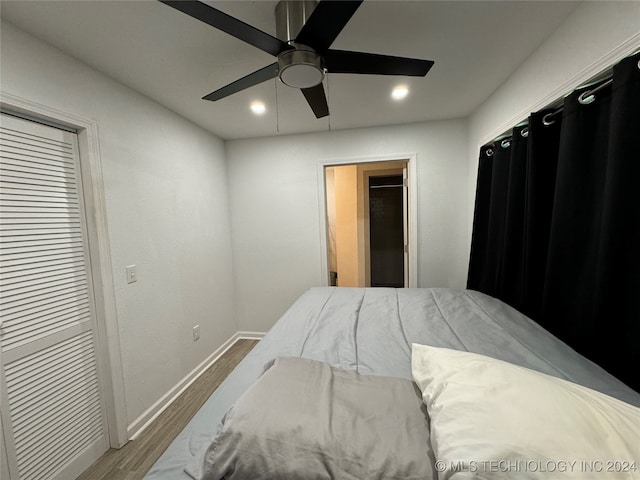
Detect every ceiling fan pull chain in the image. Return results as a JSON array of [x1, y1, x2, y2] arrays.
[[275, 76, 280, 134], [326, 72, 331, 132]]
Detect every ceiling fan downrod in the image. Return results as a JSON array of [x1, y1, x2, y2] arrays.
[[275, 0, 316, 43]]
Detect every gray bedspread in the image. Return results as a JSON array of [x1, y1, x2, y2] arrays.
[[143, 288, 640, 479]]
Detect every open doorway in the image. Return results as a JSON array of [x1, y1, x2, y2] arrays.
[[324, 160, 409, 287]]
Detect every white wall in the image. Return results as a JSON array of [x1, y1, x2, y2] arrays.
[[1, 22, 236, 428], [467, 1, 640, 234], [226, 119, 469, 332]]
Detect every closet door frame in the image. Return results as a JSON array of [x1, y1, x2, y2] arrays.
[[1, 91, 127, 449]]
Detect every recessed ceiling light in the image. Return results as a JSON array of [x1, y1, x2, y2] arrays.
[[391, 85, 409, 100], [250, 101, 266, 115]]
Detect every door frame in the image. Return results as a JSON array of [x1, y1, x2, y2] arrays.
[[0, 91, 128, 448], [317, 153, 418, 288]]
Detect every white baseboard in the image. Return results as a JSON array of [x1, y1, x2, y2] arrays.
[[127, 330, 266, 440], [235, 330, 265, 341]]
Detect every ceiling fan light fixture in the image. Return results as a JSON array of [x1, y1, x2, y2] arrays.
[[278, 48, 325, 89], [392, 85, 409, 100]]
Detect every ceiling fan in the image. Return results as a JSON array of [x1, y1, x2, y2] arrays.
[[159, 0, 434, 118]]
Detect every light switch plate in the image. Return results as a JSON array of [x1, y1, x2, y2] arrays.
[[193, 325, 200, 342], [126, 265, 137, 284]]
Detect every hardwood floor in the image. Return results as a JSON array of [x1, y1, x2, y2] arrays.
[[77, 339, 258, 480]]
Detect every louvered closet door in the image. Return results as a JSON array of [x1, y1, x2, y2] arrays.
[[0, 113, 108, 480]]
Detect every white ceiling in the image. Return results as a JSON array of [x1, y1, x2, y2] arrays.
[[1, 0, 580, 140]]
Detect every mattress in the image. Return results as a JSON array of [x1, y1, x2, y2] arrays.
[[143, 287, 640, 479]]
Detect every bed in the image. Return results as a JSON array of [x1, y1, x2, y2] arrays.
[[143, 287, 640, 480]]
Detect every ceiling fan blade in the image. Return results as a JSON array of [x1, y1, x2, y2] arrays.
[[325, 49, 434, 77], [294, 0, 362, 52], [203, 63, 279, 101], [159, 1, 292, 57], [301, 84, 329, 118]]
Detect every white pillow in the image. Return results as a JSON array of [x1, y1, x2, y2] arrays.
[[411, 344, 640, 479]]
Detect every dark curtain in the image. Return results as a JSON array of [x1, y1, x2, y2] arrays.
[[467, 145, 495, 293], [521, 111, 561, 322], [467, 52, 640, 392]]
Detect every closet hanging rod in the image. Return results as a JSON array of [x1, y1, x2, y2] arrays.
[[369, 184, 404, 189]]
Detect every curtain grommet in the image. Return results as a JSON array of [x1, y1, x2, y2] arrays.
[[500, 139, 511, 148], [542, 113, 556, 126], [521, 127, 529, 138], [578, 91, 596, 105]]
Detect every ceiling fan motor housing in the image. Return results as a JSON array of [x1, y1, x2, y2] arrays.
[[275, 0, 325, 89]]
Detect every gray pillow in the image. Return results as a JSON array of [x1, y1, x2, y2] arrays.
[[196, 357, 436, 480]]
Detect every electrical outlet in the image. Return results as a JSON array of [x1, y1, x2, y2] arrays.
[[193, 325, 200, 342]]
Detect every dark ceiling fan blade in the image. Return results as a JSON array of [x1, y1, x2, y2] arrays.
[[203, 63, 279, 101], [325, 49, 434, 77], [294, 0, 363, 52], [159, 1, 292, 57], [301, 84, 329, 118]]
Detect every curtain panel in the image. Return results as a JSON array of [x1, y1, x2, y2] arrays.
[[467, 52, 640, 392]]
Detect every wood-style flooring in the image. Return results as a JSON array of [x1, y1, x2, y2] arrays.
[[76, 339, 258, 480]]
